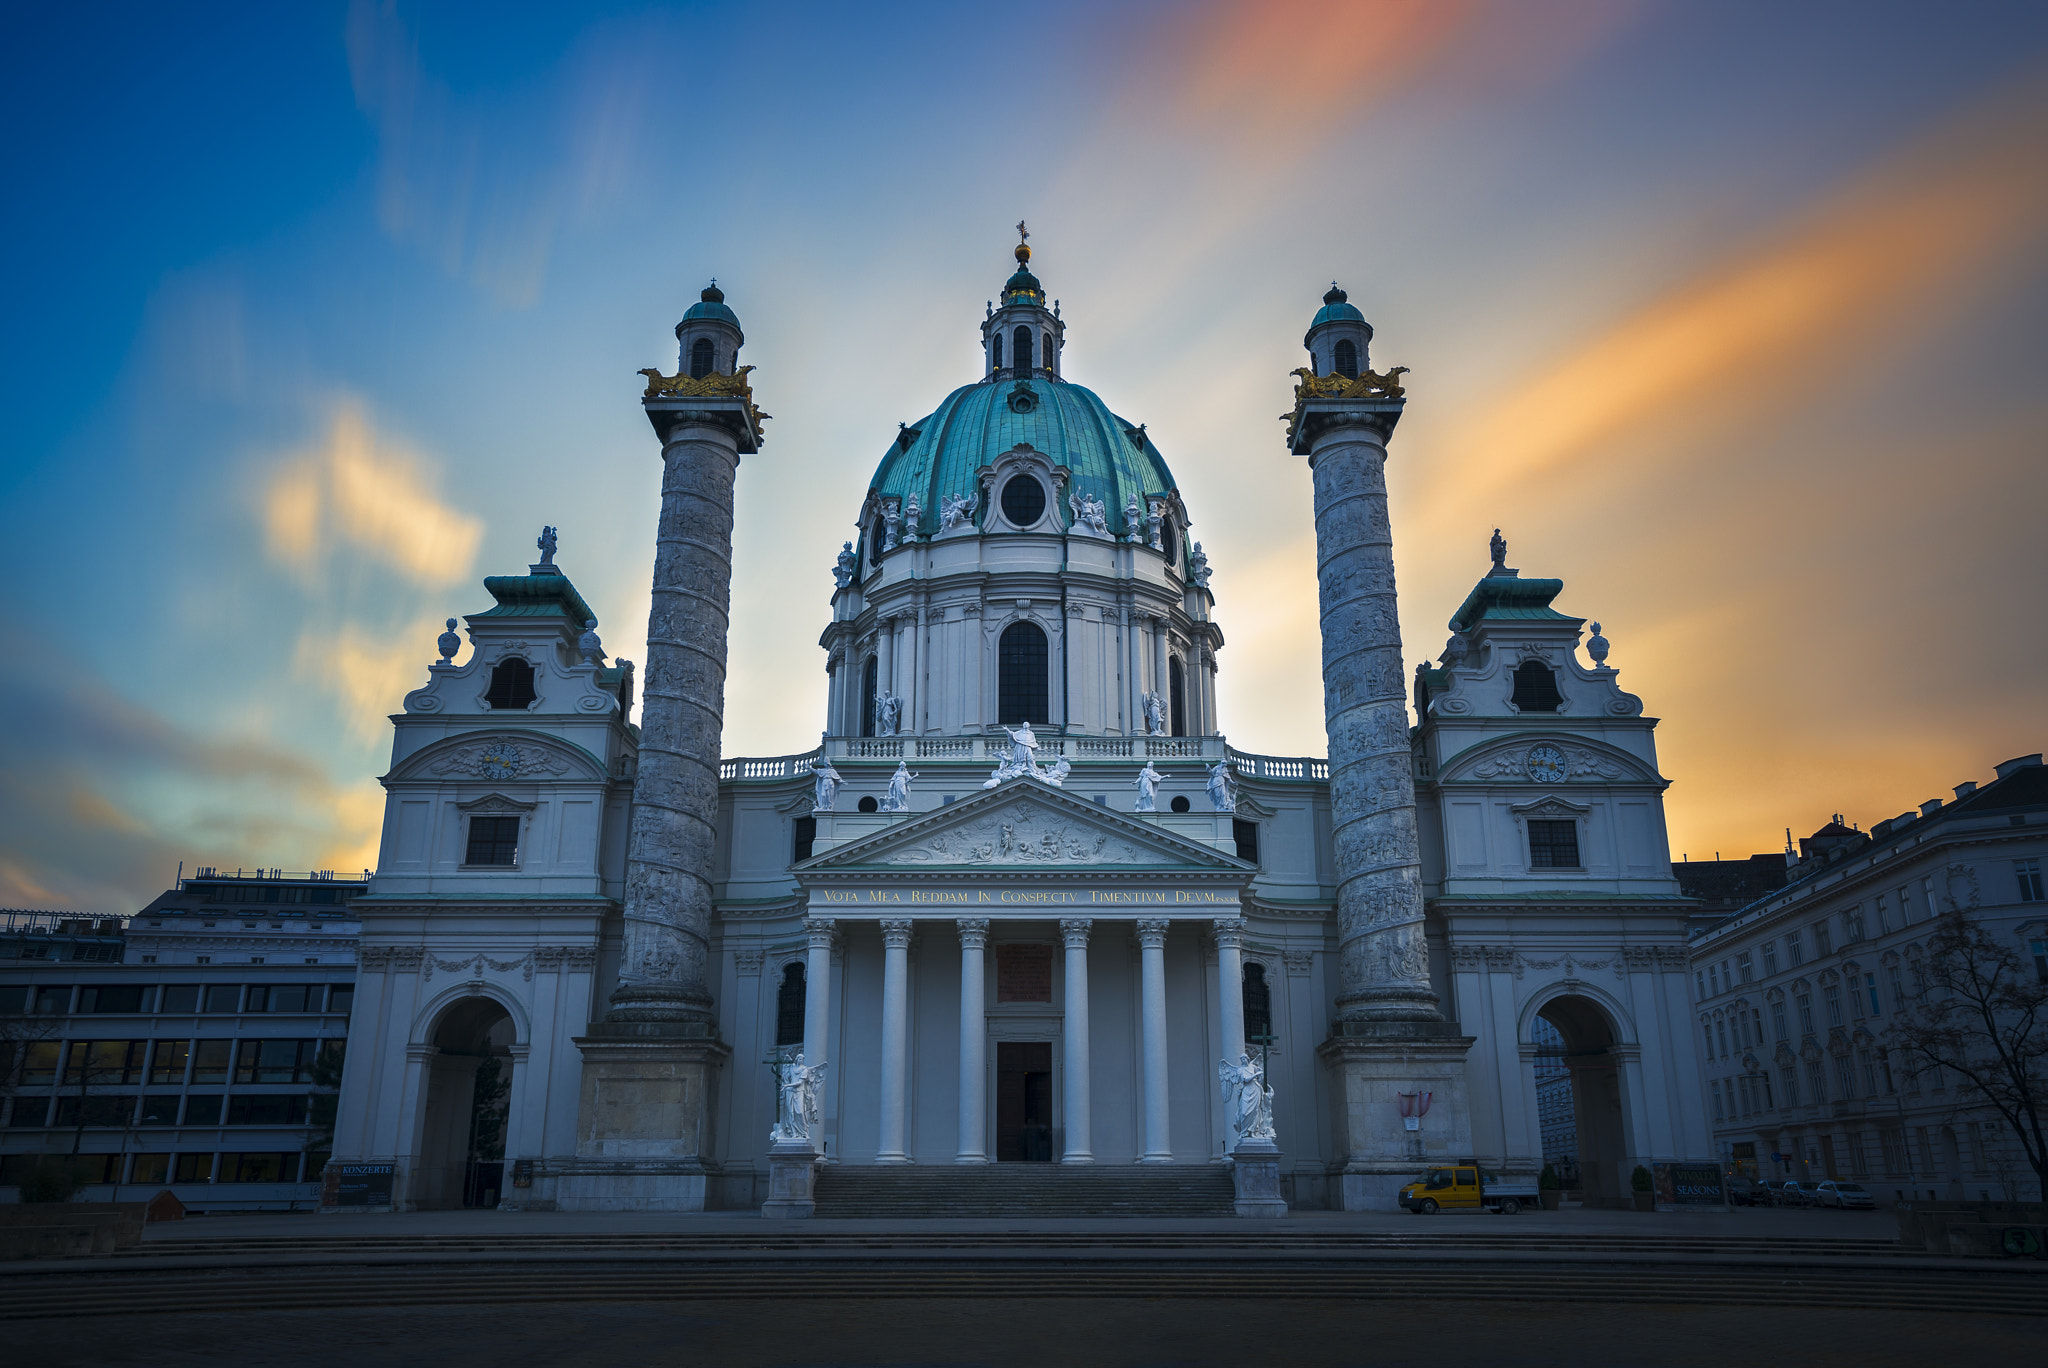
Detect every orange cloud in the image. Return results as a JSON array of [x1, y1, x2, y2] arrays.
[[262, 400, 483, 588], [1421, 76, 2048, 526]]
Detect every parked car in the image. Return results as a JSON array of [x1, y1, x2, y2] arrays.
[[1780, 1180, 1824, 1207], [1814, 1181, 1877, 1210], [1723, 1176, 1765, 1207]]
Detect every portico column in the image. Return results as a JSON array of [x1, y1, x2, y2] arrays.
[[802, 917, 835, 1077], [1137, 919, 1173, 1162], [907, 604, 923, 736], [1214, 916, 1247, 1068], [1152, 618, 1169, 722], [877, 918, 914, 1162], [956, 919, 990, 1163], [1060, 918, 1094, 1163], [877, 617, 896, 731]]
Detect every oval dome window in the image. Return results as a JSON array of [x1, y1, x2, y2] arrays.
[[1000, 475, 1046, 527]]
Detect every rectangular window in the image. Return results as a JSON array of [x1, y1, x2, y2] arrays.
[[465, 815, 522, 866], [1715, 1020, 1729, 1056], [33, 985, 72, 1014], [65, 1039, 146, 1085], [1786, 931, 1804, 967], [174, 1152, 216, 1182], [202, 984, 242, 1014], [1797, 992, 1815, 1036], [1807, 1059, 1828, 1104], [1814, 922, 1832, 956], [1760, 1070, 1774, 1108], [1753, 1009, 1765, 1049], [1737, 1076, 1753, 1117], [1834, 1053, 1856, 1099], [791, 815, 817, 864], [1864, 973, 1883, 1016], [1844, 908, 1865, 943], [21, 1040, 61, 1086], [149, 1040, 190, 1085], [1762, 941, 1780, 975], [54, 1094, 136, 1127], [1771, 1001, 1789, 1041], [327, 985, 354, 1014], [1875, 895, 1892, 934], [1708, 965, 1720, 996], [1737, 952, 1754, 984], [138, 1094, 181, 1126], [182, 1094, 223, 1125], [235, 1039, 317, 1085], [1702, 1023, 1714, 1058], [159, 984, 200, 1013], [1920, 877, 1937, 919], [1880, 1130, 1905, 1172], [1824, 984, 1844, 1027], [2017, 859, 2045, 903], [225, 1094, 308, 1126], [129, 1153, 171, 1185], [1780, 1066, 1799, 1108], [245, 985, 314, 1014], [2032, 939, 2048, 985], [1695, 970, 1707, 1000], [1526, 819, 1581, 869], [1887, 964, 1907, 1010], [223, 1152, 303, 1183], [1848, 1131, 1869, 1177], [78, 985, 147, 1014], [1711, 1081, 1724, 1121], [1861, 1049, 1880, 1096], [191, 1039, 233, 1084], [1232, 819, 1261, 865]]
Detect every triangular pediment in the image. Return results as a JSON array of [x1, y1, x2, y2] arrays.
[[799, 778, 1248, 874]]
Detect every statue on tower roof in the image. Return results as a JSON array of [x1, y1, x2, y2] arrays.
[[537, 525, 558, 567]]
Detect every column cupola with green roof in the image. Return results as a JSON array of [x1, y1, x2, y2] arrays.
[[815, 230, 1224, 743], [675, 281, 743, 379]]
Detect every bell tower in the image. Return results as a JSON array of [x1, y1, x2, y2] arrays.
[[981, 223, 1065, 381]]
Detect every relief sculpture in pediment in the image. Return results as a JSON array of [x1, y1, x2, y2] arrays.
[[882, 804, 1149, 866]]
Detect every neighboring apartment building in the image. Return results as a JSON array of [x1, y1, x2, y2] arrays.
[[1688, 753, 2047, 1203], [0, 869, 362, 1211]]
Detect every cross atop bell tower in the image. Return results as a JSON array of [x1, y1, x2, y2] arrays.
[[982, 225, 1064, 381]]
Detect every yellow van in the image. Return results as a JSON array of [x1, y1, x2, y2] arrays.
[[1397, 1165, 1539, 1214]]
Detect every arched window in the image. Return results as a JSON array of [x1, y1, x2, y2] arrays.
[[774, 963, 806, 1048], [869, 518, 886, 566], [1159, 517, 1178, 567], [997, 621, 1050, 725], [861, 656, 879, 737], [1168, 657, 1186, 737], [1334, 338, 1358, 379], [1013, 325, 1033, 374], [1042, 330, 1054, 373], [999, 474, 1046, 527], [689, 336, 715, 379], [992, 332, 1003, 369], [1242, 963, 1272, 1044], [483, 658, 536, 710], [1510, 659, 1563, 712]]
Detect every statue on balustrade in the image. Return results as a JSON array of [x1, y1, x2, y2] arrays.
[[881, 760, 919, 812], [809, 756, 843, 813], [1133, 760, 1166, 812]]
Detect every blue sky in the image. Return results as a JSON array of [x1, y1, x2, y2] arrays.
[[6, 1, 2047, 915]]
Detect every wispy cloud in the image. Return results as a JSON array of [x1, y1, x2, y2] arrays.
[[262, 400, 483, 588]]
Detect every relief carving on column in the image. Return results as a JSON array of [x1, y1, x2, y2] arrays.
[[956, 917, 991, 949], [879, 918, 916, 949], [1281, 950, 1313, 976], [802, 916, 839, 950], [1134, 918, 1171, 947], [1058, 917, 1094, 948], [1211, 916, 1246, 950], [734, 949, 766, 976]]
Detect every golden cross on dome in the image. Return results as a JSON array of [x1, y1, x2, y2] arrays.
[[1016, 220, 1029, 245]]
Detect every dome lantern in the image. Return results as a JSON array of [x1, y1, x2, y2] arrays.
[[675, 281, 744, 378], [982, 222, 1064, 381], [1303, 282, 1373, 379]]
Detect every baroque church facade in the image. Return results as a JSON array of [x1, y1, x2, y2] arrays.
[[327, 240, 1707, 1212]]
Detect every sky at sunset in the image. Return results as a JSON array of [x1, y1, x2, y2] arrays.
[[4, 1, 2046, 916]]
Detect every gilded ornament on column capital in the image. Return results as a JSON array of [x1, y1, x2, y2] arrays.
[[636, 365, 772, 428], [1280, 364, 1408, 446]]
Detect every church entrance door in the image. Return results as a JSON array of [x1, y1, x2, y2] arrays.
[[996, 1041, 1053, 1162]]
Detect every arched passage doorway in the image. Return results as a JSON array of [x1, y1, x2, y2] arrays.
[[1533, 994, 1630, 1209], [417, 996, 515, 1210]]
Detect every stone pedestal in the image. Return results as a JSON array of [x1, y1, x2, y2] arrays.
[[1230, 1138, 1289, 1219], [1319, 1023, 1476, 1212], [556, 1032, 729, 1211], [761, 1139, 819, 1219]]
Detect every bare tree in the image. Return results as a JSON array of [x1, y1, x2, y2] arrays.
[[1887, 910, 2048, 1200]]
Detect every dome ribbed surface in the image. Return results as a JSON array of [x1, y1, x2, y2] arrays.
[[862, 377, 1177, 545]]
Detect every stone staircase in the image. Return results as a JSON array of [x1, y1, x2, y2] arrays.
[[810, 1163, 1238, 1218]]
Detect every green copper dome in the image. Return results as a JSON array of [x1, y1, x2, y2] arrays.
[[678, 283, 743, 343], [860, 376, 1178, 551], [1305, 283, 1366, 339]]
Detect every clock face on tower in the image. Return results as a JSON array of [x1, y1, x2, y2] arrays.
[[476, 746, 523, 781], [1525, 744, 1567, 783]]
